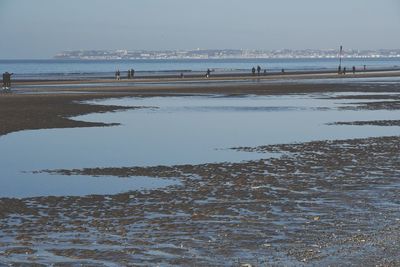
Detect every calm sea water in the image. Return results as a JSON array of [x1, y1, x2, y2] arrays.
[[1, 58, 400, 80]]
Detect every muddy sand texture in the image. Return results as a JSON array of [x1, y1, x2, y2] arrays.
[[331, 120, 400, 126], [342, 100, 400, 110], [0, 136, 397, 265], [0, 93, 140, 136]]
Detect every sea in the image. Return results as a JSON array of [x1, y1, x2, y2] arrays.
[[1, 58, 400, 80]]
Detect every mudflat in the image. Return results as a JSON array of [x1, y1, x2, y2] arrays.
[[0, 93, 139, 136]]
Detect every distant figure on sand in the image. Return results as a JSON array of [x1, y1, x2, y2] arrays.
[[264, 69, 267, 75], [252, 67, 256, 76], [343, 67, 346, 75], [338, 66, 342, 74], [281, 69, 285, 74], [180, 72, 184, 78], [127, 69, 132, 79], [206, 69, 211, 78], [115, 70, 120, 80], [257, 65, 261, 76], [2, 72, 13, 89], [364, 65, 367, 71], [352, 66, 356, 74], [131, 69, 135, 78]]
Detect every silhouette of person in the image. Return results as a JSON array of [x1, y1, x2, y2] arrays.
[[252, 67, 256, 76], [363, 65, 366, 71], [131, 69, 135, 78], [127, 69, 131, 79], [115, 70, 120, 80], [264, 69, 267, 75], [343, 67, 346, 75], [180, 72, 184, 78], [4, 72, 13, 88], [281, 69, 285, 74], [206, 68, 211, 78], [338, 66, 342, 74], [352, 66, 356, 74], [257, 65, 261, 76]]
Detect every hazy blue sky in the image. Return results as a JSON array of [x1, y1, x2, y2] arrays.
[[0, 0, 399, 58]]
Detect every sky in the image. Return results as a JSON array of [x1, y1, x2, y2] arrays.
[[0, 0, 399, 59]]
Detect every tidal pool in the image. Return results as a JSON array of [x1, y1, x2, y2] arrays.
[[0, 93, 399, 198]]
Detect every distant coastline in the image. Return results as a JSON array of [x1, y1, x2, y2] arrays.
[[3, 57, 400, 81], [54, 48, 400, 60]]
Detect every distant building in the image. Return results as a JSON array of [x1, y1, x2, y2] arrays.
[[53, 49, 400, 60]]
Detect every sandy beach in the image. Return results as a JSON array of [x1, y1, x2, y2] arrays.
[[1, 72, 400, 265]]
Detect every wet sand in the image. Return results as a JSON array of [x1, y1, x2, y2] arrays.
[[12, 68, 400, 86], [0, 93, 143, 136], [331, 120, 400, 126], [1, 74, 400, 265]]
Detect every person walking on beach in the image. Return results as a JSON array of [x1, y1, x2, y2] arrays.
[[131, 69, 135, 79], [252, 67, 256, 76], [352, 66, 356, 74], [206, 68, 211, 78], [127, 69, 131, 79], [115, 70, 120, 80], [343, 67, 346, 75], [3, 72, 13, 89], [338, 66, 342, 74], [257, 65, 261, 76]]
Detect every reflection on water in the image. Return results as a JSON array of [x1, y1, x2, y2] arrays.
[[0, 93, 399, 198]]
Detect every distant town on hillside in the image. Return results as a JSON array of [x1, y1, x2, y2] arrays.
[[54, 49, 400, 60]]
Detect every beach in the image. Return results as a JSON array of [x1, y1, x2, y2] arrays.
[[1, 71, 400, 265], [3, 0, 400, 264]]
